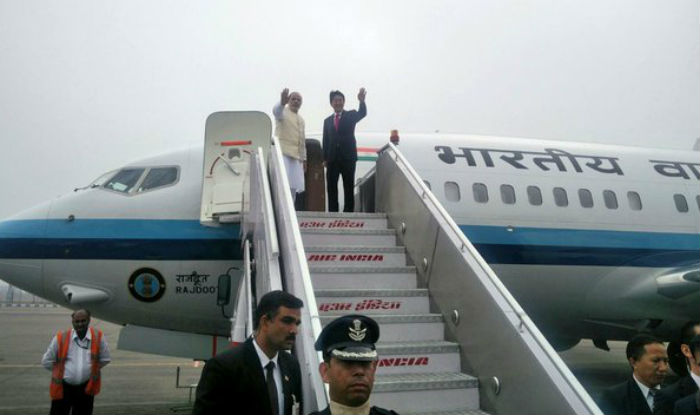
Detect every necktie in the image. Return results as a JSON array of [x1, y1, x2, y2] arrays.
[[648, 388, 658, 411], [334, 113, 340, 131], [266, 361, 279, 415]]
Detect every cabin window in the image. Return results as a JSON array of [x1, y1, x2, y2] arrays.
[[696, 195, 700, 211], [674, 194, 689, 213], [527, 186, 542, 206], [603, 190, 618, 209], [627, 191, 642, 210], [138, 167, 179, 192], [473, 183, 488, 203], [444, 181, 460, 202], [500, 184, 516, 204], [104, 168, 145, 193], [424, 180, 431, 190], [553, 187, 568, 207], [578, 189, 593, 208]]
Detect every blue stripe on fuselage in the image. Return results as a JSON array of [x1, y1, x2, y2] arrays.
[[0, 238, 241, 260], [0, 219, 697, 265], [0, 219, 241, 260], [459, 225, 699, 267], [459, 225, 699, 251]]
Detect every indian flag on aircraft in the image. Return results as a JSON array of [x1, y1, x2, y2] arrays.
[[357, 147, 379, 162]]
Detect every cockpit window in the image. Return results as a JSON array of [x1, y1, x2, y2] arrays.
[[104, 168, 145, 193], [137, 167, 179, 192], [89, 170, 118, 188]]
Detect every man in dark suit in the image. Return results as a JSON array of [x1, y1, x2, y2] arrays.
[[193, 291, 303, 415], [308, 315, 398, 415], [322, 88, 367, 212], [673, 391, 700, 415], [598, 334, 669, 415], [655, 324, 700, 414]]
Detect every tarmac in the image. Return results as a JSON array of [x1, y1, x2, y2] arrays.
[[0, 306, 651, 414], [0, 307, 201, 415]]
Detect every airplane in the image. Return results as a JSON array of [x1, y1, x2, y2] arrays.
[[0, 124, 698, 357]]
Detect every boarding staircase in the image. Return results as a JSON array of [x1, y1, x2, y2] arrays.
[[202, 112, 601, 414], [300, 211, 481, 414]]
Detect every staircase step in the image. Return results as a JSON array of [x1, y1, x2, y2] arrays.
[[404, 410, 490, 415], [315, 289, 428, 315], [297, 211, 387, 218], [372, 373, 479, 412], [320, 314, 444, 342], [309, 266, 417, 290], [301, 228, 397, 246], [374, 372, 478, 392], [306, 246, 407, 267], [298, 212, 482, 414], [297, 211, 388, 229], [376, 340, 459, 355], [375, 341, 461, 374]]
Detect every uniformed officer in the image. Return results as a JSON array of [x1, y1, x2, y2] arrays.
[[308, 314, 399, 415]]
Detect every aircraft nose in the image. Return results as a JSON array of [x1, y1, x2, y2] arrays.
[[0, 201, 52, 298]]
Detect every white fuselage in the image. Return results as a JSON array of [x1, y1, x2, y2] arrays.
[[0, 133, 697, 345]]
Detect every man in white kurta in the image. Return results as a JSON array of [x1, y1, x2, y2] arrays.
[[273, 89, 306, 199]]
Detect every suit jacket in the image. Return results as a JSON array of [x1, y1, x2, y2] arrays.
[[322, 102, 367, 163], [655, 376, 699, 415], [673, 391, 700, 415], [598, 376, 653, 415], [308, 405, 398, 415], [192, 337, 302, 415]]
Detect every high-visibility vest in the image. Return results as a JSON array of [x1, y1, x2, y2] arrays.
[[49, 327, 103, 400]]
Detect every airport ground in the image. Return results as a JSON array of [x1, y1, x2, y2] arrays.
[[0, 307, 643, 414]]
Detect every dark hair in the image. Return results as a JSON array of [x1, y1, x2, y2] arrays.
[[329, 90, 345, 103], [253, 290, 303, 330], [626, 334, 663, 362], [667, 341, 685, 376], [71, 309, 91, 318], [668, 321, 700, 376], [680, 321, 700, 345], [689, 334, 700, 357]]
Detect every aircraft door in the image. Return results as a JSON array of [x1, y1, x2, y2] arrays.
[[200, 111, 272, 224]]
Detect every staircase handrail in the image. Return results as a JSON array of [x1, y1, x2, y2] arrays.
[[250, 148, 283, 296], [373, 143, 601, 414], [267, 136, 329, 411]]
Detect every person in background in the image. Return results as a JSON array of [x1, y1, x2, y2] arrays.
[[598, 334, 669, 414], [42, 309, 111, 415], [655, 322, 700, 414]]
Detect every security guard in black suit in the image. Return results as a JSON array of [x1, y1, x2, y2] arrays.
[[193, 291, 304, 415], [598, 334, 669, 415], [308, 314, 398, 415], [655, 326, 700, 415], [673, 391, 700, 415]]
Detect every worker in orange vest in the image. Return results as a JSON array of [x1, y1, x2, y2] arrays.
[[41, 309, 111, 415]]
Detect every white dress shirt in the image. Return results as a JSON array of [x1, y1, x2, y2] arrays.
[[41, 329, 111, 385], [690, 370, 700, 389], [633, 373, 660, 412], [253, 338, 284, 415]]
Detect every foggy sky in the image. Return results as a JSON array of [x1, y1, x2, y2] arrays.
[[0, 0, 698, 219]]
